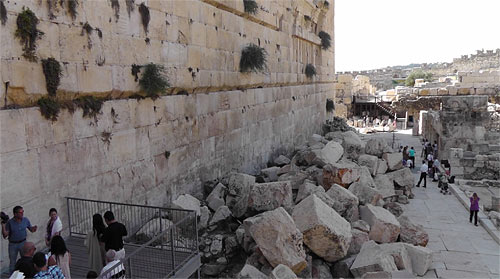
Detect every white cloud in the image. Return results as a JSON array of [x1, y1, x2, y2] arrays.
[[335, 0, 500, 71]]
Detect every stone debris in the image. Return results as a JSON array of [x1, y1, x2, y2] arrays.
[[348, 228, 370, 255], [322, 160, 362, 189], [358, 154, 379, 176], [260, 166, 281, 182], [325, 183, 360, 221], [322, 117, 355, 133], [360, 204, 401, 243], [269, 264, 298, 279], [364, 138, 393, 158], [236, 264, 267, 279], [316, 141, 344, 166], [274, 155, 291, 167], [295, 180, 318, 203], [341, 131, 365, 160], [206, 183, 227, 212], [248, 181, 293, 213], [377, 159, 389, 174], [379, 243, 413, 273], [209, 205, 232, 226], [226, 173, 256, 218], [373, 174, 396, 198], [332, 255, 356, 278], [199, 206, 210, 230], [350, 241, 398, 278], [402, 243, 433, 276], [244, 207, 307, 273], [172, 194, 201, 216], [292, 194, 352, 262], [349, 182, 383, 206], [382, 153, 403, 171], [397, 215, 429, 247], [311, 259, 333, 279], [351, 219, 371, 233]]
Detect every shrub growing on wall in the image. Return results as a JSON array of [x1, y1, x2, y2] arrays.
[[37, 97, 61, 121], [0, 0, 7, 25], [305, 64, 316, 78], [318, 31, 331, 50], [243, 0, 258, 15], [239, 43, 267, 73], [139, 2, 150, 33], [67, 0, 78, 21], [326, 98, 334, 112], [405, 70, 433, 87], [41, 58, 62, 96], [73, 95, 104, 119], [15, 7, 44, 61], [139, 63, 170, 99]]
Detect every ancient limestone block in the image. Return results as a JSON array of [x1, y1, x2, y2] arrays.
[[172, 194, 201, 216], [248, 181, 293, 213], [136, 218, 173, 240], [360, 204, 401, 243], [350, 241, 398, 278], [278, 171, 309, 190], [322, 160, 362, 189], [342, 131, 365, 159], [358, 154, 379, 176], [383, 153, 403, 171], [374, 174, 396, 198], [325, 183, 360, 220], [349, 182, 383, 206], [379, 243, 413, 273], [384, 168, 414, 189], [199, 206, 210, 230], [0, 110, 28, 153], [311, 259, 333, 279], [244, 207, 307, 273], [316, 141, 344, 166], [402, 243, 432, 276], [226, 172, 255, 218], [358, 166, 376, 187], [397, 215, 429, 247], [207, 183, 227, 212], [332, 255, 356, 279], [348, 228, 370, 255], [270, 264, 298, 279], [236, 264, 267, 279], [365, 138, 393, 158], [295, 181, 318, 203], [292, 194, 352, 262], [383, 202, 404, 217], [275, 155, 291, 167], [209, 205, 232, 226], [377, 159, 388, 174]]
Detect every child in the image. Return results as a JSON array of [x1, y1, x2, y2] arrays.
[[470, 193, 480, 226]]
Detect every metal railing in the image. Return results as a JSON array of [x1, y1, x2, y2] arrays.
[[66, 197, 199, 278]]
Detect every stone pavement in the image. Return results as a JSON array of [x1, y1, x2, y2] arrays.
[[364, 129, 500, 278]]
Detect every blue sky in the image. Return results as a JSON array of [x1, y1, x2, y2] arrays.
[[335, 0, 500, 71]]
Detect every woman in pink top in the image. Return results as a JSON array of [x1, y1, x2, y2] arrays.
[[469, 193, 480, 226]]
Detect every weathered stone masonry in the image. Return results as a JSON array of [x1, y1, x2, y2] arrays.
[[0, 0, 335, 264]]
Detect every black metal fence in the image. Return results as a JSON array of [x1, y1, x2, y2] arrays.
[[66, 197, 199, 278]]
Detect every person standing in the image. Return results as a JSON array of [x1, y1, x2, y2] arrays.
[[85, 213, 107, 273], [402, 146, 409, 166], [470, 193, 480, 226], [416, 160, 428, 188], [100, 250, 125, 279], [14, 242, 37, 278], [45, 208, 63, 247], [48, 236, 71, 279], [102, 211, 127, 260], [1, 206, 38, 273], [409, 147, 416, 169]]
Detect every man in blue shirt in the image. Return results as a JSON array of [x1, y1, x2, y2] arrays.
[[1, 206, 38, 273]]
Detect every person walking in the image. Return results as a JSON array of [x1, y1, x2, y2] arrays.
[[14, 242, 37, 278], [102, 211, 127, 260], [409, 147, 415, 169], [85, 214, 106, 273], [470, 193, 480, 226], [45, 208, 63, 247], [402, 146, 409, 166], [1, 206, 38, 273], [48, 235, 71, 279], [416, 160, 428, 188]]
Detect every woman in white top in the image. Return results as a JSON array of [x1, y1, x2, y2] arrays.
[[45, 208, 63, 246], [48, 235, 72, 279]]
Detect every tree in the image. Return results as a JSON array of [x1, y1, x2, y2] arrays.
[[405, 70, 433, 87]]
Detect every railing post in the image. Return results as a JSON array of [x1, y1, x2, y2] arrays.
[[67, 198, 72, 237], [170, 226, 176, 275], [127, 257, 132, 278], [159, 208, 162, 234]]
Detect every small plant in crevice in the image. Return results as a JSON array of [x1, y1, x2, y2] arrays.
[[37, 97, 60, 121], [125, 0, 135, 17], [67, 0, 78, 21], [164, 151, 170, 160], [318, 31, 331, 50], [138, 63, 170, 99], [41, 58, 62, 96], [323, 1, 330, 9], [239, 43, 268, 73], [73, 95, 104, 119], [131, 64, 142, 82], [82, 21, 93, 35], [326, 98, 334, 112], [15, 7, 44, 61], [305, 63, 316, 78], [138, 2, 150, 34], [110, 0, 120, 22], [47, 0, 57, 19], [101, 131, 112, 146], [304, 15, 311, 21], [0, 0, 7, 25], [243, 0, 258, 15]]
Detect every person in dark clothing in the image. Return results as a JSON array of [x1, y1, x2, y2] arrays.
[[470, 193, 480, 226], [102, 211, 127, 261], [416, 160, 428, 188], [15, 241, 37, 278]]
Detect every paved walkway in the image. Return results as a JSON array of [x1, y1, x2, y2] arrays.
[[361, 129, 500, 278]]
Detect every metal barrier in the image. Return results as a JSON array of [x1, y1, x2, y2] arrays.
[[66, 197, 199, 278]]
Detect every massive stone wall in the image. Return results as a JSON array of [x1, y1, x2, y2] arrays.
[[0, 0, 335, 267]]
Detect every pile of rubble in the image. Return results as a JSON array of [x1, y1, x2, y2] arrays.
[[322, 117, 356, 133], [170, 130, 432, 278]]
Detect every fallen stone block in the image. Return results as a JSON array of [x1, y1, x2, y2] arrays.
[[270, 264, 298, 279], [315, 141, 344, 167], [350, 241, 398, 278], [261, 166, 281, 182], [358, 166, 376, 188], [348, 228, 370, 255], [244, 207, 307, 273], [292, 194, 352, 262], [384, 168, 414, 190], [377, 159, 388, 175], [360, 204, 400, 243], [322, 160, 362, 189], [351, 219, 370, 233], [365, 138, 393, 158], [402, 243, 432, 276], [278, 171, 309, 190], [332, 255, 356, 279], [383, 153, 403, 171], [349, 182, 383, 206], [275, 155, 291, 167], [172, 194, 201, 216], [397, 215, 429, 247], [206, 183, 227, 212], [199, 206, 210, 230], [360, 271, 391, 278], [325, 183, 360, 221], [295, 181, 318, 203], [342, 131, 365, 160], [373, 174, 396, 198], [383, 202, 404, 217], [236, 264, 267, 279], [209, 205, 232, 226], [226, 173, 256, 218], [311, 259, 333, 279], [358, 154, 379, 176], [248, 181, 293, 213], [379, 243, 412, 273]]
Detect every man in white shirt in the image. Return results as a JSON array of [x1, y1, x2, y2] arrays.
[[100, 250, 125, 279], [416, 160, 428, 188]]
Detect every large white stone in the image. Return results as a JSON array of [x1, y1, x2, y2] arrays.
[[348, 228, 370, 255], [236, 264, 267, 279], [377, 159, 388, 174], [358, 166, 376, 187], [365, 138, 393, 158], [383, 153, 403, 171], [261, 166, 281, 182], [226, 173, 256, 218], [342, 131, 365, 159], [172, 194, 201, 216], [292, 194, 352, 262], [325, 183, 359, 221], [295, 181, 318, 203], [358, 154, 379, 176], [402, 243, 432, 276], [248, 181, 293, 212], [244, 207, 307, 274], [384, 168, 414, 189], [379, 243, 413, 273], [397, 215, 429, 247], [317, 141, 344, 166], [350, 241, 398, 278], [206, 182, 227, 212], [270, 264, 298, 279], [360, 204, 400, 243], [274, 155, 291, 167], [373, 174, 396, 198], [349, 182, 383, 206], [209, 205, 232, 226], [322, 159, 362, 189]]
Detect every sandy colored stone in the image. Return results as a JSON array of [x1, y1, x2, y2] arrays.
[[360, 204, 401, 243]]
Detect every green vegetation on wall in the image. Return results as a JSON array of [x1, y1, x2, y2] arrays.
[[139, 63, 170, 99], [318, 31, 331, 50], [239, 43, 268, 73], [305, 64, 316, 78], [405, 70, 433, 87], [37, 97, 61, 121], [41, 58, 62, 97], [73, 95, 104, 119], [243, 0, 258, 15], [15, 7, 44, 61], [139, 3, 150, 33]]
